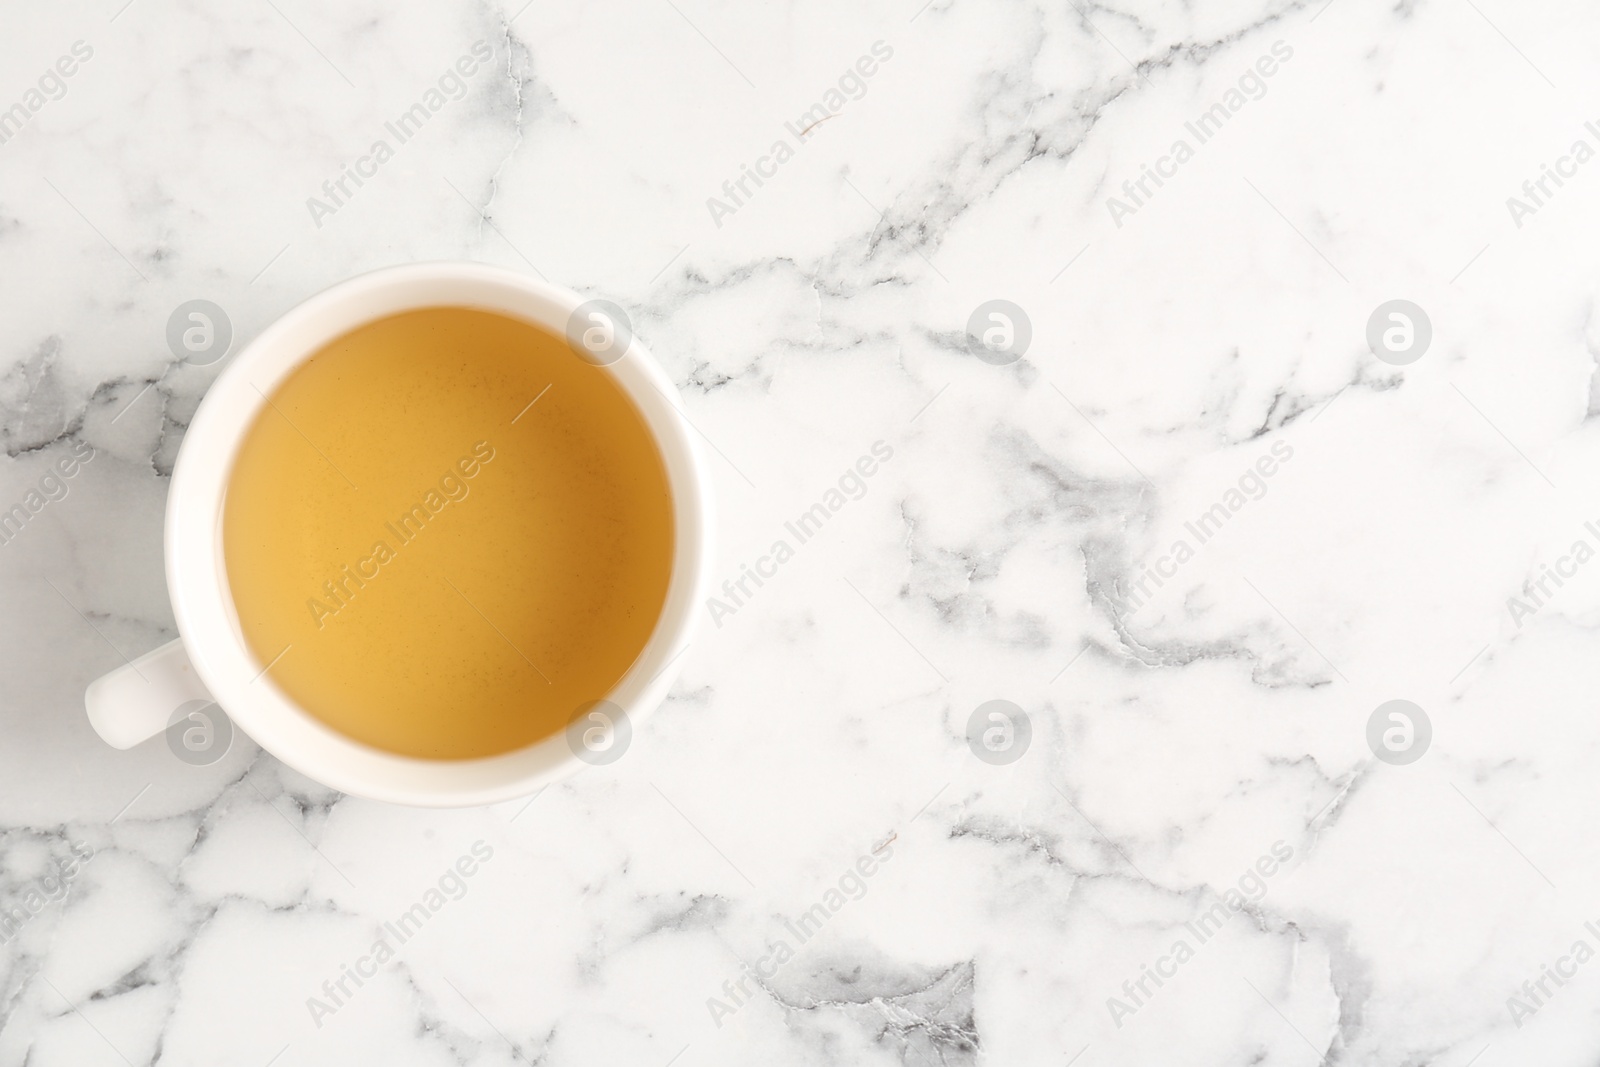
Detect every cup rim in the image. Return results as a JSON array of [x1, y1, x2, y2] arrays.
[[166, 262, 712, 806]]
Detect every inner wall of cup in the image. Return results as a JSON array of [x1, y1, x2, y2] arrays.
[[202, 284, 699, 768]]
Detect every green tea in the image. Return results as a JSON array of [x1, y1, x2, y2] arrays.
[[223, 307, 674, 759]]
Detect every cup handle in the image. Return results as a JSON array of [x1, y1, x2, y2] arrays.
[[85, 638, 215, 749]]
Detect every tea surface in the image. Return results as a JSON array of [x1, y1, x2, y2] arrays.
[[223, 307, 674, 759]]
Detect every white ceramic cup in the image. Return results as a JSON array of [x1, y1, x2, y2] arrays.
[[84, 263, 713, 806]]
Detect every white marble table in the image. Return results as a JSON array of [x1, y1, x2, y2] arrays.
[[2, 0, 1598, 1063]]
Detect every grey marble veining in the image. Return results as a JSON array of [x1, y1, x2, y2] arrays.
[[2, 0, 1597, 1064]]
